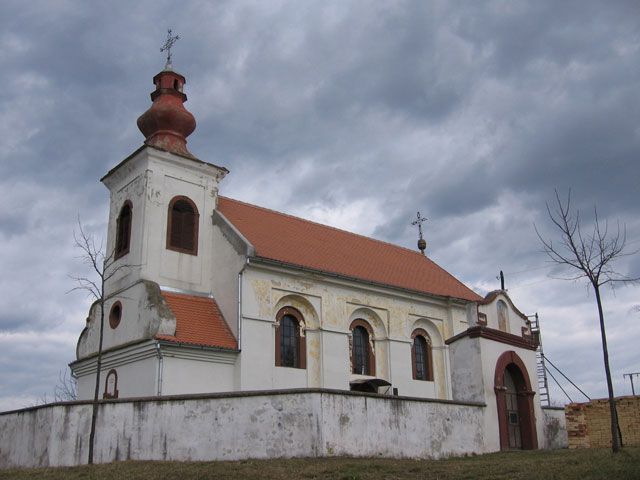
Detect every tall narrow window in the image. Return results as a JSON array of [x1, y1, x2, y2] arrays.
[[411, 330, 434, 381], [497, 300, 509, 332], [281, 315, 299, 367], [350, 320, 375, 376], [166, 196, 199, 255], [275, 307, 306, 369], [115, 201, 132, 259]]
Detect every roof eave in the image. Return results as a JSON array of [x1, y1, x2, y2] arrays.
[[156, 338, 240, 353], [248, 256, 479, 305]]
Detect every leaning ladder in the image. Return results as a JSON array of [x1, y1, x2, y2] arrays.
[[530, 313, 550, 407]]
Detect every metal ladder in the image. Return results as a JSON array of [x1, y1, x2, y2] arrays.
[[529, 313, 550, 407]]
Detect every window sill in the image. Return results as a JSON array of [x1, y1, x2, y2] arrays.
[[166, 245, 198, 256]]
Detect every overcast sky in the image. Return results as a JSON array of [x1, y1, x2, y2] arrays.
[[1, 0, 638, 410]]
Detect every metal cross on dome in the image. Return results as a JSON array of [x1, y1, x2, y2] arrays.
[[411, 211, 428, 255], [161, 29, 180, 69]]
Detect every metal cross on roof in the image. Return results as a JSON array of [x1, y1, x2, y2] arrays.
[[160, 29, 180, 69], [411, 211, 428, 255]]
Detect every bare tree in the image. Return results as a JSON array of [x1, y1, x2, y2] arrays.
[[54, 369, 78, 402], [535, 190, 639, 453], [70, 220, 132, 464]]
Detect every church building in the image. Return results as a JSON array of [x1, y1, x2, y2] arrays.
[[70, 61, 547, 452]]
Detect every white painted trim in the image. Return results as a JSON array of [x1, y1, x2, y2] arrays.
[[72, 340, 159, 376], [160, 344, 237, 364]]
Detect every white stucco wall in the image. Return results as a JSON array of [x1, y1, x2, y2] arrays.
[[74, 341, 238, 400], [449, 336, 485, 403], [477, 339, 542, 451], [542, 407, 568, 449], [102, 147, 226, 297], [76, 281, 175, 358], [478, 292, 530, 335], [0, 390, 490, 469], [103, 148, 226, 295], [161, 356, 236, 395], [238, 263, 466, 399], [74, 342, 159, 400]]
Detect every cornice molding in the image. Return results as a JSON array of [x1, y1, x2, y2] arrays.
[[445, 326, 538, 351]]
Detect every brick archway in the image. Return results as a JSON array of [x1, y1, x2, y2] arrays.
[[494, 351, 538, 450]]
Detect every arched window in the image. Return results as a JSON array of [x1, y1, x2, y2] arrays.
[[103, 369, 119, 399], [350, 319, 375, 376], [275, 307, 306, 369], [166, 196, 199, 255], [114, 201, 132, 259], [411, 329, 433, 381], [497, 300, 509, 332]]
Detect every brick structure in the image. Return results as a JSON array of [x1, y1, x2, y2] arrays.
[[565, 396, 640, 448]]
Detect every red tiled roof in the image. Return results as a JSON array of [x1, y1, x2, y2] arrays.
[[218, 197, 482, 302], [156, 291, 238, 350]]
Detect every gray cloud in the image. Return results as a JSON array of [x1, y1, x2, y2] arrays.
[[0, 0, 639, 409]]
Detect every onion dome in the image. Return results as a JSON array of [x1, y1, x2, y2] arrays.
[[137, 69, 196, 157]]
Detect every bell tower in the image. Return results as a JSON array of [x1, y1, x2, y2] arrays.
[[101, 45, 228, 299]]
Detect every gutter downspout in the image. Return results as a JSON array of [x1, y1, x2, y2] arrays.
[[238, 257, 250, 352], [156, 342, 163, 396]]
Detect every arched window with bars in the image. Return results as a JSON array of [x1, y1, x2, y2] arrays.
[[350, 319, 375, 376], [411, 329, 433, 381], [274, 307, 306, 369]]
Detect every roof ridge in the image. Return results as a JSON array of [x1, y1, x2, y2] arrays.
[[218, 195, 431, 260]]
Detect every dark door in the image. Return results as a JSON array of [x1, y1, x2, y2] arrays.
[[504, 369, 522, 449]]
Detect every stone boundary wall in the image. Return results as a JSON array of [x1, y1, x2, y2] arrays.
[[0, 389, 564, 468], [542, 406, 568, 450], [565, 396, 640, 448]]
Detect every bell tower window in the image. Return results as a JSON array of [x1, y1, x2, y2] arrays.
[[114, 201, 132, 259], [166, 196, 199, 255]]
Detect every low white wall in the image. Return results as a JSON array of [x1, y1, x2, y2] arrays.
[[0, 390, 486, 468], [542, 407, 568, 450]]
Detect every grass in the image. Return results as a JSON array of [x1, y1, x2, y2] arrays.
[[1, 448, 639, 480]]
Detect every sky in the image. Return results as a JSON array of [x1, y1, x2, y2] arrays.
[[0, 0, 638, 411]]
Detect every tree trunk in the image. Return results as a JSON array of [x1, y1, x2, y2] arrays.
[[593, 283, 621, 453], [88, 290, 106, 464]]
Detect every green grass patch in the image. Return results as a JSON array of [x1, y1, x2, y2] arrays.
[[1, 448, 639, 480]]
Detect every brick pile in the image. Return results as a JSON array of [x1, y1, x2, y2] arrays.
[[565, 396, 640, 448]]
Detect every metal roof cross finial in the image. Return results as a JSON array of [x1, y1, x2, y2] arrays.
[[411, 211, 428, 255], [161, 29, 180, 69]]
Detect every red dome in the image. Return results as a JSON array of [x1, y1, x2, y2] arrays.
[[137, 69, 196, 157]]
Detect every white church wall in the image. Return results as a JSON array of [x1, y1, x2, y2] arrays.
[[448, 336, 485, 403], [450, 305, 470, 336], [75, 355, 158, 401], [103, 147, 226, 297], [103, 149, 149, 294], [0, 390, 492, 468], [320, 330, 351, 390], [209, 219, 248, 338], [541, 407, 568, 449], [477, 339, 543, 451], [388, 340, 437, 398], [76, 281, 175, 358], [478, 293, 530, 335], [239, 263, 459, 399], [154, 162, 210, 291], [161, 356, 236, 395]]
